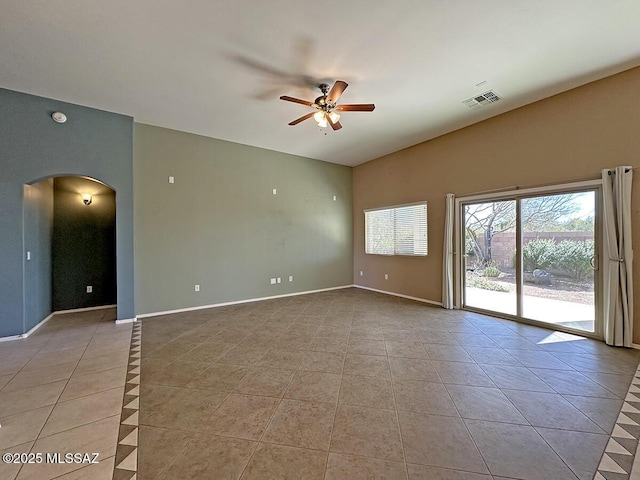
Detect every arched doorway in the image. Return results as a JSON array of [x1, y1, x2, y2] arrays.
[[23, 175, 117, 331]]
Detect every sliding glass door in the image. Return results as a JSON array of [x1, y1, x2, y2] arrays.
[[461, 187, 598, 336]]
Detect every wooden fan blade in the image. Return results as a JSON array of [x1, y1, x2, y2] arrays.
[[280, 95, 314, 107], [288, 112, 315, 126], [326, 81, 348, 104], [327, 114, 342, 131], [335, 103, 375, 112]]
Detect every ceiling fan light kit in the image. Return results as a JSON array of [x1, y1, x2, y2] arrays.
[[280, 80, 375, 131]]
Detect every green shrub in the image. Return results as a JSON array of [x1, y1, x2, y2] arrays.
[[521, 238, 557, 271], [467, 277, 510, 292], [484, 266, 501, 277], [553, 240, 594, 282]]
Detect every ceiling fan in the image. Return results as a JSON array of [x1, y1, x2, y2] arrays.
[[280, 80, 375, 131]]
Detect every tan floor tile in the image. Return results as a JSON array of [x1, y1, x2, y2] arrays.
[[339, 374, 395, 409], [82, 343, 131, 360], [240, 442, 326, 480], [398, 412, 488, 474], [2, 362, 76, 393], [344, 354, 390, 377], [158, 433, 256, 480], [138, 426, 192, 480], [331, 405, 404, 461], [0, 374, 14, 391], [17, 415, 120, 480], [502, 389, 604, 433], [426, 344, 474, 363], [262, 399, 335, 450], [235, 367, 295, 398], [348, 339, 387, 356], [406, 464, 492, 479], [217, 345, 269, 366], [480, 365, 554, 392], [299, 351, 345, 374], [40, 386, 124, 437], [432, 361, 494, 387], [177, 341, 234, 364], [73, 350, 131, 376], [389, 357, 440, 383], [143, 387, 228, 432], [536, 427, 608, 480], [143, 361, 210, 388], [384, 330, 417, 343], [393, 380, 458, 416], [284, 371, 341, 404], [465, 420, 579, 480], [326, 453, 408, 480], [198, 393, 280, 440], [385, 341, 429, 359], [0, 406, 53, 450], [308, 336, 348, 354], [51, 456, 115, 480], [139, 384, 180, 424], [0, 380, 66, 417], [446, 385, 527, 424], [186, 364, 250, 391], [60, 366, 127, 401], [258, 349, 304, 369], [0, 441, 33, 480], [24, 347, 85, 370]]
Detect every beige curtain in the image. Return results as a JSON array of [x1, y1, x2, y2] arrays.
[[602, 166, 634, 346], [442, 193, 455, 309]]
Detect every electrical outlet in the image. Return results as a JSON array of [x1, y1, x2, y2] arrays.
[[272, 188, 277, 195], [86, 286, 93, 293], [194, 284, 200, 292], [359, 270, 363, 276], [277, 277, 281, 284], [333, 195, 337, 201], [289, 275, 293, 282], [384, 274, 388, 280], [270, 278, 277, 285], [168, 176, 175, 184]]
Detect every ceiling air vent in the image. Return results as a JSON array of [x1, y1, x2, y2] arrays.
[[462, 90, 501, 109]]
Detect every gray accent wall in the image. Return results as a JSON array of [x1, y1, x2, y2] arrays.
[[23, 178, 54, 331], [134, 123, 353, 315], [0, 88, 134, 337]]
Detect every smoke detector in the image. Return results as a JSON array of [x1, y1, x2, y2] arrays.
[[462, 91, 501, 109], [51, 112, 67, 123]]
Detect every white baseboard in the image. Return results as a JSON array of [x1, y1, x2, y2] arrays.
[[631, 343, 640, 350], [0, 311, 55, 342], [0, 304, 119, 342], [54, 304, 116, 314], [115, 318, 137, 325], [137, 285, 355, 319], [353, 285, 442, 307]]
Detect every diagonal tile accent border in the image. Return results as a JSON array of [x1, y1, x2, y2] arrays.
[[113, 320, 141, 480], [597, 359, 640, 480]]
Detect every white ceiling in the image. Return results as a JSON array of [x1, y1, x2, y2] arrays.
[[2, 1, 640, 166]]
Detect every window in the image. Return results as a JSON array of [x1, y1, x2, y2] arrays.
[[365, 202, 428, 256]]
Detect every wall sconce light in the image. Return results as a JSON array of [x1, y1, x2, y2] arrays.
[[81, 193, 93, 205]]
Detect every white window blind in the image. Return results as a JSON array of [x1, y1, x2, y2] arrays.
[[365, 203, 428, 256]]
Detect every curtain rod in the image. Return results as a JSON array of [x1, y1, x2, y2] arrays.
[[457, 173, 602, 198]]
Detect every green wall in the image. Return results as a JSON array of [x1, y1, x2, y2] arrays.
[[134, 124, 354, 315]]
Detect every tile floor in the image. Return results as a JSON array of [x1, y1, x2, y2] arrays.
[[0, 308, 132, 480], [137, 288, 640, 480], [2, 289, 638, 480]]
